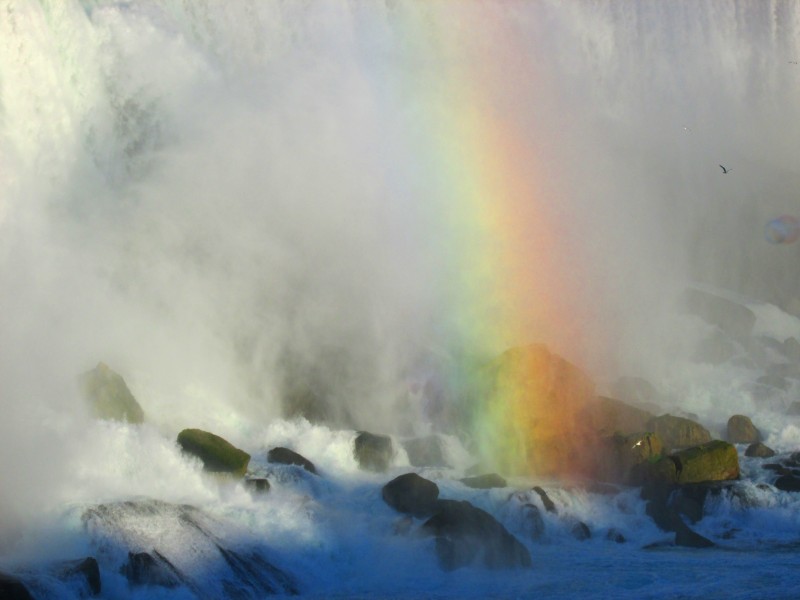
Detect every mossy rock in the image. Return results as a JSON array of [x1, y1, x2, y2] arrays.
[[646, 414, 711, 451], [80, 363, 145, 424], [177, 429, 250, 477], [673, 440, 739, 484]]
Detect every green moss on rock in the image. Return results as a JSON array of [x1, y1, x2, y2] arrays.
[[177, 429, 250, 477], [673, 440, 739, 484], [80, 363, 145, 424]]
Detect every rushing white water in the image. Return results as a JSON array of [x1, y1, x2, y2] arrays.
[[3, 1, 800, 598]]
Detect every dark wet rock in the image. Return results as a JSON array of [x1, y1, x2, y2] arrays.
[[177, 429, 250, 477], [521, 503, 545, 540], [83, 499, 297, 597], [353, 431, 393, 472], [122, 552, 181, 588], [646, 414, 712, 451], [601, 431, 664, 484], [267, 447, 317, 474], [459, 473, 507, 489], [244, 478, 270, 494], [762, 463, 794, 475], [532, 486, 557, 513], [644, 490, 715, 548], [570, 521, 591, 541], [670, 484, 712, 524], [80, 362, 144, 423], [584, 396, 656, 437], [774, 475, 800, 492], [382, 473, 439, 517], [681, 288, 756, 339], [422, 499, 531, 570], [403, 435, 448, 467], [726, 415, 761, 444], [745, 442, 775, 458], [606, 529, 626, 543], [0, 573, 34, 600], [56, 557, 101, 596]]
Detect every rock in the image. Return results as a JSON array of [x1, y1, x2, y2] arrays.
[[267, 447, 317, 474], [606, 529, 626, 543], [646, 414, 711, 451], [532, 486, 557, 513], [122, 552, 181, 588], [473, 344, 598, 477], [774, 475, 800, 491], [745, 442, 775, 458], [644, 489, 715, 548], [83, 499, 297, 597], [57, 557, 101, 596], [354, 432, 393, 472], [609, 376, 665, 411], [382, 473, 439, 517], [570, 521, 591, 540], [726, 415, 761, 444], [422, 500, 531, 570], [681, 288, 756, 339], [244, 478, 270, 494], [459, 473, 507, 489], [403, 436, 448, 467], [80, 363, 144, 424], [521, 504, 545, 540], [177, 429, 250, 477], [584, 396, 656, 437], [601, 431, 664, 484], [0, 573, 34, 600], [672, 440, 740, 484], [674, 523, 715, 548]]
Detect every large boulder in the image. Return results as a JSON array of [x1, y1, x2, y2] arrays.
[[473, 344, 598, 477], [422, 500, 531, 570], [354, 432, 393, 472], [382, 473, 440, 517], [459, 473, 507, 489], [726, 415, 761, 444], [177, 429, 250, 477], [601, 432, 664, 484], [80, 363, 144, 424], [745, 442, 775, 458], [646, 414, 711, 451], [584, 396, 656, 437], [673, 440, 740, 484], [267, 447, 317, 474], [682, 288, 756, 339]]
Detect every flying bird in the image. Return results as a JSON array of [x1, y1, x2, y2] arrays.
[[719, 165, 732, 174]]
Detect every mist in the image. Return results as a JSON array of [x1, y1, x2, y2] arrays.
[[2, 0, 800, 533]]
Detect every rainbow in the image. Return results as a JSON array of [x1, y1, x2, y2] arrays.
[[389, 4, 599, 477]]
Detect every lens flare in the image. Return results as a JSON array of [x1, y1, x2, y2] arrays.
[[765, 216, 800, 244]]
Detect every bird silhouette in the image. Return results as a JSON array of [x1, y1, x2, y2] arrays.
[[719, 165, 732, 174]]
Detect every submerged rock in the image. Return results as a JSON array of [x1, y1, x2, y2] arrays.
[[122, 552, 181, 588], [532, 486, 557, 514], [774, 475, 800, 492], [570, 521, 591, 541], [244, 478, 271, 495], [422, 500, 531, 570], [354, 431, 393, 472], [521, 503, 545, 540], [646, 414, 711, 451], [726, 415, 761, 444], [382, 473, 439, 517], [459, 473, 507, 489], [56, 557, 101, 597], [80, 362, 144, 424], [83, 499, 297, 597], [267, 447, 317, 474], [177, 429, 250, 477]]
